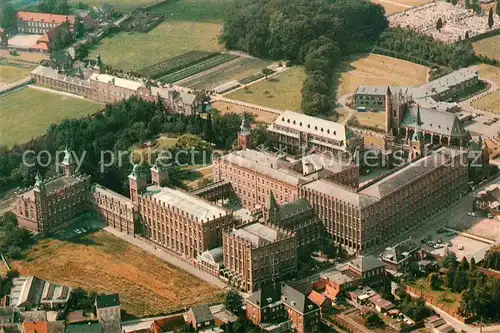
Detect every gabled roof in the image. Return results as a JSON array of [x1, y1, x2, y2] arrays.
[[303, 179, 378, 207], [308, 290, 326, 307], [348, 255, 384, 273], [65, 322, 103, 333], [246, 285, 282, 308], [401, 105, 467, 138], [189, 305, 214, 323], [96, 294, 120, 308], [279, 198, 311, 218], [17, 11, 75, 25], [281, 285, 318, 314]]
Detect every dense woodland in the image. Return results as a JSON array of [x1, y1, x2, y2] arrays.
[[220, 0, 388, 116], [0, 98, 251, 197]]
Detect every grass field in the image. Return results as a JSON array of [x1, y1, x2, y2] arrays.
[[227, 66, 307, 112], [410, 278, 462, 313], [212, 101, 279, 123], [89, 21, 223, 72], [473, 35, 500, 62], [13, 231, 222, 318], [371, 0, 432, 15], [472, 90, 500, 115], [0, 49, 48, 63], [0, 88, 102, 148], [182, 58, 273, 90], [0, 64, 33, 86], [151, 0, 235, 23], [337, 54, 429, 97], [477, 64, 500, 84]]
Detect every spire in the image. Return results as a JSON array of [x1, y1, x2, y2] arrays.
[[34, 172, 45, 190], [386, 86, 392, 96], [240, 114, 250, 134], [267, 191, 279, 216], [128, 164, 141, 179], [61, 147, 74, 166], [416, 105, 422, 126]]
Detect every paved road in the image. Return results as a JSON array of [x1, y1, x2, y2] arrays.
[[103, 227, 227, 289]]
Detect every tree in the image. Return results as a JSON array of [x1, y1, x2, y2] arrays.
[[261, 68, 274, 79], [195, 90, 211, 113], [465, 31, 470, 39], [0, 2, 17, 31], [436, 17, 444, 32], [429, 273, 442, 290], [203, 113, 214, 143], [451, 0, 457, 5], [441, 249, 458, 268], [224, 289, 243, 314], [497, 0, 500, 16], [488, 8, 494, 29], [74, 19, 85, 38], [365, 312, 385, 329]]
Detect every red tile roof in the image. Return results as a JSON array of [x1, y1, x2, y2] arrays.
[[23, 321, 49, 333], [17, 11, 75, 25], [308, 290, 326, 307]]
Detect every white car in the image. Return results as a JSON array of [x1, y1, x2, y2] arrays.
[[74, 229, 82, 234], [467, 212, 476, 217], [434, 244, 444, 249], [458, 245, 464, 250]]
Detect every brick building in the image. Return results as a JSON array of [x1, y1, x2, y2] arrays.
[[16, 12, 76, 34], [91, 184, 137, 236], [474, 183, 500, 219], [245, 283, 320, 333], [267, 111, 359, 157], [31, 66, 200, 115], [381, 238, 420, 273], [132, 164, 235, 259], [14, 150, 91, 234], [221, 222, 297, 292], [301, 147, 468, 252]]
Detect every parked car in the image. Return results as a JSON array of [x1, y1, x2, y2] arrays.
[[467, 212, 476, 217], [434, 244, 444, 249], [437, 238, 442, 244], [488, 213, 493, 219], [428, 241, 435, 247], [445, 231, 455, 237], [436, 228, 446, 234], [458, 245, 464, 250], [74, 229, 82, 234], [447, 242, 453, 247]]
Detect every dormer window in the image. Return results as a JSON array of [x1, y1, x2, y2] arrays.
[[287, 119, 290, 123], [307, 124, 310, 128], [321, 128, 324, 132], [293, 120, 296, 125], [314, 126, 318, 130], [282, 117, 284, 121], [299, 122, 302, 126], [334, 131, 336, 135]]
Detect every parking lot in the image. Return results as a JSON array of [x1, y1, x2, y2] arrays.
[[49, 214, 105, 240], [420, 229, 493, 262]]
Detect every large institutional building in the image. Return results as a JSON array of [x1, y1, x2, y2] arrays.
[[30, 66, 201, 115]]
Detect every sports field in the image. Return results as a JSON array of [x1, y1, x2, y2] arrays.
[[182, 58, 273, 90], [337, 54, 429, 97], [0, 64, 32, 86], [473, 35, 500, 62], [227, 66, 307, 112], [13, 231, 222, 318], [472, 90, 500, 115], [89, 21, 223, 72], [0, 87, 102, 148]]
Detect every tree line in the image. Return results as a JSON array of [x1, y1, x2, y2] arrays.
[[0, 97, 253, 197], [219, 0, 388, 116], [0, 212, 33, 259]]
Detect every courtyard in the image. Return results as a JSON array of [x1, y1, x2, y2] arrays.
[[226, 66, 307, 112], [13, 230, 223, 318], [0, 87, 102, 148]]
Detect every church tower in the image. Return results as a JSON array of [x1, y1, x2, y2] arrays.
[[409, 107, 425, 160], [266, 191, 281, 224], [385, 86, 392, 135], [129, 164, 147, 206], [150, 158, 169, 187], [60, 148, 76, 176], [33, 172, 47, 233], [238, 115, 251, 150]]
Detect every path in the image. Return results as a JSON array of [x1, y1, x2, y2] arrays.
[[406, 289, 500, 332], [103, 227, 227, 289], [459, 71, 500, 116], [0, 76, 32, 97], [28, 85, 88, 99]]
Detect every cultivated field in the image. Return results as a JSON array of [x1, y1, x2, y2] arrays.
[[337, 54, 429, 97], [472, 90, 500, 115], [0, 64, 32, 86], [89, 21, 223, 72], [0, 87, 102, 148], [227, 66, 307, 112], [181, 58, 273, 90], [473, 35, 500, 62], [13, 231, 222, 318]]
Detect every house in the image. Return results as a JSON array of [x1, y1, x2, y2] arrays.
[[211, 306, 238, 328], [22, 321, 65, 333], [185, 305, 215, 331], [345, 255, 385, 281], [245, 285, 288, 327], [320, 270, 362, 301], [381, 238, 420, 273], [368, 294, 395, 314], [307, 291, 331, 316], [425, 315, 456, 333], [95, 294, 121, 333], [9, 276, 69, 311], [281, 285, 320, 333]]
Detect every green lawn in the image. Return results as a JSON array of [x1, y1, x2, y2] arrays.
[[226, 66, 307, 112], [0, 64, 33, 86], [151, 0, 235, 23], [472, 90, 500, 115], [182, 58, 273, 90], [473, 35, 500, 62], [410, 278, 462, 313], [89, 21, 223, 72], [0, 88, 102, 148], [69, 0, 158, 12]]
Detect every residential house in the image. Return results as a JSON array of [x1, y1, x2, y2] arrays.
[[368, 294, 395, 314], [425, 316, 456, 333], [344, 256, 385, 281], [318, 270, 362, 301], [281, 284, 320, 333], [381, 238, 420, 273], [307, 291, 331, 316], [95, 294, 121, 333], [185, 305, 215, 331], [22, 321, 65, 333]]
